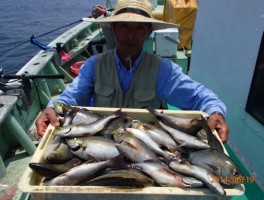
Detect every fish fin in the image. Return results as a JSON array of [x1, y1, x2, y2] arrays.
[[121, 141, 139, 150], [83, 155, 100, 163], [142, 124, 151, 131], [205, 162, 220, 172], [177, 143, 187, 148]]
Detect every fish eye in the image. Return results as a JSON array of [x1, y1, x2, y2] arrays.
[[71, 145, 81, 152], [233, 169, 239, 176]]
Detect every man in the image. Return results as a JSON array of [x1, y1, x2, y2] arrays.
[[36, 0, 229, 143]]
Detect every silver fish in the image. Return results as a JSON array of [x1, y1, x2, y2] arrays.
[[53, 109, 127, 137], [45, 153, 125, 186], [53, 101, 101, 126], [114, 132, 161, 163], [66, 136, 120, 161], [159, 121, 210, 149], [129, 162, 191, 188], [146, 107, 202, 135], [131, 120, 181, 152], [44, 136, 74, 164], [125, 127, 180, 164], [71, 108, 102, 125], [99, 116, 133, 135], [169, 161, 226, 196], [189, 149, 243, 186]]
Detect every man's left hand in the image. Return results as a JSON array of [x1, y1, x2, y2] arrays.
[[207, 113, 229, 143]]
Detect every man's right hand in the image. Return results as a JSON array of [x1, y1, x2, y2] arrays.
[[35, 107, 60, 137], [91, 5, 107, 18]]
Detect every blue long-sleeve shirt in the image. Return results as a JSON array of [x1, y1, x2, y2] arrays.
[[48, 49, 226, 116]]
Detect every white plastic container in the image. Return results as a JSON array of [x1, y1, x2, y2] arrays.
[[19, 107, 245, 200], [154, 28, 179, 57]]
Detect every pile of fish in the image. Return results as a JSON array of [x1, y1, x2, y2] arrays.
[[29, 102, 243, 196]]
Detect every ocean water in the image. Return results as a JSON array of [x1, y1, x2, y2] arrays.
[[0, 0, 115, 74]]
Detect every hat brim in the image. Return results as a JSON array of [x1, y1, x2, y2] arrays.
[[82, 13, 179, 31]]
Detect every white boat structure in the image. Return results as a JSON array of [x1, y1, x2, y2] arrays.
[[0, 0, 263, 199]]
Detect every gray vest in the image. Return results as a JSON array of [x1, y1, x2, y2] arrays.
[[93, 50, 162, 108]]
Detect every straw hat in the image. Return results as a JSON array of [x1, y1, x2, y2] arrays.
[[83, 0, 179, 31]]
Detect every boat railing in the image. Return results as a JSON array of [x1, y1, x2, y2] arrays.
[[0, 22, 100, 159]]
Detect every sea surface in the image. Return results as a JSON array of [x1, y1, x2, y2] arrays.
[[0, 0, 116, 75]]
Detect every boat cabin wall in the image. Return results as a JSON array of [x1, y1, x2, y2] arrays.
[[189, 0, 264, 189]]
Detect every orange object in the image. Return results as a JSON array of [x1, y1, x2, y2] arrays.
[[162, 0, 198, 50], [70, 61, 85, 75]]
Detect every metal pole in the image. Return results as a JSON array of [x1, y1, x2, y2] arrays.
[[4, 114, 36, 155]]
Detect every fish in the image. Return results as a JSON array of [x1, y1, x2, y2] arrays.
[[125, 127, 180, 164], [85, 169, 155, 187], [169, 161, 226, 196], [113, 131, 161, 163], [45, 153, 125, 186], [29, 157, 83, 178], [189, 148, 243, 186], [158, 120, 210, 149], [99, 116, 133, 135], [131, 120, 183, 152], [129, 161, 193, 188], [44, 136, 74, 164], [53, 101, 101, 126], [53, 108, 127, 137], [181, 176, 204, 188], [146, 106, 202, 135], [66, 136, 120, 161]]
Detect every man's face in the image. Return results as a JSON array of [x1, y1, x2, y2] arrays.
[[113, 22, 151, 57]]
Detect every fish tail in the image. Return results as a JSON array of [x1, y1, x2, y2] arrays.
[[163, 152, 181, 165], [196, 115, 224, 152], [146, 106, 159, 116], [113, 108, 127, 118], [146, 107, 177, 129], [108, 153, 128, 169], [145, 106, 164, 121]]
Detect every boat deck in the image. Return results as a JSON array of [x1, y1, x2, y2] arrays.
[[0, 150, 31, 200]]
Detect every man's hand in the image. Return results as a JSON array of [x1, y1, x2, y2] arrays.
[[35, 107, 60, 137], [207, 112, 229, 143], [91, 5, 107, 18]]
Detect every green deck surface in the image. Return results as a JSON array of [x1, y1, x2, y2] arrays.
[[225, 145, 264, 200]]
